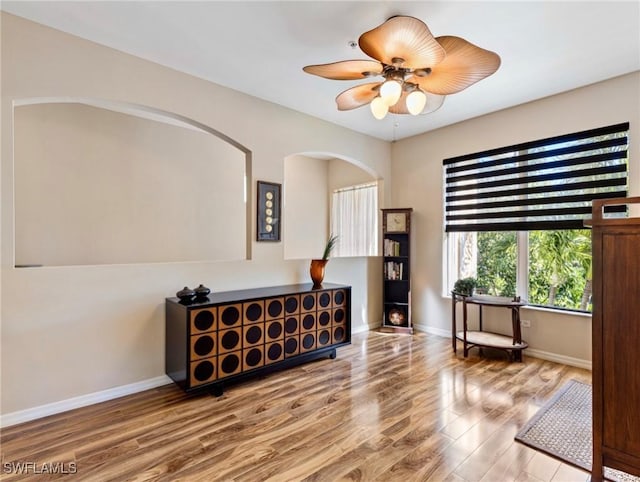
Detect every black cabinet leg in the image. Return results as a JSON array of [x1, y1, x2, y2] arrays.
[[209, 385, 224, 397]]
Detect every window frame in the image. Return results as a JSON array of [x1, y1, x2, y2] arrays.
[[444, 229, 593, 314]]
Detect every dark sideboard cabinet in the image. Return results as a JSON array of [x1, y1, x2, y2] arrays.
[[166, 283, 351, 395]]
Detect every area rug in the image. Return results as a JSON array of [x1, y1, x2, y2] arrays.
[[515, 379, 640, 482]]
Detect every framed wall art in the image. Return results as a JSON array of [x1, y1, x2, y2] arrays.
[[256, 181, 281, 242]]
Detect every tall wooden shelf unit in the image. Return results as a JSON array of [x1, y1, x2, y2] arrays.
[[381, 208, 413, 334], [589, 197, 640, 482]]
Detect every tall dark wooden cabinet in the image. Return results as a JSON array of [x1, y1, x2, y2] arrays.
[[590, 197, 640, 481], [381, 208, 413, 334]]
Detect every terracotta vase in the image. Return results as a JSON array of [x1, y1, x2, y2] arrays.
[[310, 259, 328, 288]]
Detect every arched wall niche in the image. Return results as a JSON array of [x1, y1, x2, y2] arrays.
[[283, 151, 383, 260], [12, 98, 253, 266]]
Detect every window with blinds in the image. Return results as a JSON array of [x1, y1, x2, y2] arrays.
[[443, 122, 629, 232]]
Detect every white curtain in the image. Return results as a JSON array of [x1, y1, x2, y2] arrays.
[[331, 182, 378, 257]]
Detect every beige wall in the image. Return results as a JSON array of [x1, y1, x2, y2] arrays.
[[285, 155, 385, 332], [328, 158, 384, 331], [15, 102, 246, 266], [285, 156, 385, 330], [328, 157, 377, 191], [283, 154, 329, 260], [392, 72, 640, 366], [0, 13, 391, 417]]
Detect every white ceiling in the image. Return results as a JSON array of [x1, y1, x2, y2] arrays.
[[2, 1, 639, 141]]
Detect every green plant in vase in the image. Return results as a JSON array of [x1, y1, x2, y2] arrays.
[[321, 234, 339, 260], [311, 234, 339, 287]]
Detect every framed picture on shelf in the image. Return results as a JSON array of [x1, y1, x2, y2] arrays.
[[256, 181, 281, 242]]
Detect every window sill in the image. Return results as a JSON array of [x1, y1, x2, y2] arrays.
[[522, 304, 592, 318], [442, 294, 592, 318]]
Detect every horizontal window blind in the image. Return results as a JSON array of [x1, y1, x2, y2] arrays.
[[443, 122, 629, 232]]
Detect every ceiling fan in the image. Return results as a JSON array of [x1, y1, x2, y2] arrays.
[[303, 16, 501, 119]]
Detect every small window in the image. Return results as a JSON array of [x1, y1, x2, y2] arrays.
[[331, 182, 379, 257]]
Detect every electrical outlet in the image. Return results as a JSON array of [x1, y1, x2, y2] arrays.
[[521, 319, 531, 328]]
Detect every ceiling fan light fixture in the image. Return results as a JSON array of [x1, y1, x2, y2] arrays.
[[380, 79, 402, 106], [406, 89, 427, 115], [303, 15, 500, 119], [370, 96, 389, 119]]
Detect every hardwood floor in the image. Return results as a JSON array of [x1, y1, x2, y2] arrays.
[[1, 331, 592, 481]]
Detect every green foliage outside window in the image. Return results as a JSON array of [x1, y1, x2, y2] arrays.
[[476, 232, 517, 297], [474, 230, 592, 311], [529, 230, 592, 311]]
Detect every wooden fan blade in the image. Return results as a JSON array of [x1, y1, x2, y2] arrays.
[[389, 90, 446, 115], [336, 82, 382, 110], [303, 60, 383, 80], [409, 36, 501, 95], [358, 16, 446, 69]]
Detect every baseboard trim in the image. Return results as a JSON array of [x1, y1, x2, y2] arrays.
[[523, 348, 592, 371], [353, 324, 373, 335], [415, 323, 450, 338], [415, 324, 592, 370], [1, 375, 173, 428]]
